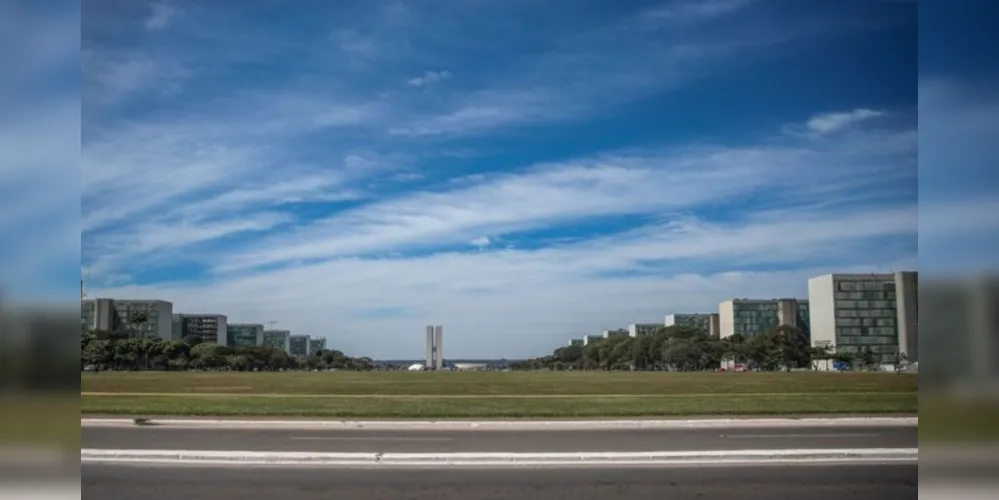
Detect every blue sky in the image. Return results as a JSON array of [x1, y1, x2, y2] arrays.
[[72, 0, 929, 358], [7, 0, 998, 360]]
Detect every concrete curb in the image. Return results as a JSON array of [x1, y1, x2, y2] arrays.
[[80, 417, 918, 430], [80, 448, 919, 467]]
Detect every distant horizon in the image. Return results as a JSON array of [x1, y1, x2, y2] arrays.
[[373, 358, 522, 365]]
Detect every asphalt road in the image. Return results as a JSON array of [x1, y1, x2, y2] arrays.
[[82, 463, 918, 500], [83, 425, 917, 452]]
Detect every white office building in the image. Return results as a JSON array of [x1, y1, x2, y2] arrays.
[[81, 298, 173, 340], [628, 323, 661, 337], [718, 298, 808, 339], [665, 313, 720, 337], [808, 272, 917, 366]]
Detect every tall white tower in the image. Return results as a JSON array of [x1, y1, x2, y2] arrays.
[[434, 325, 444, 370], [425, 325, 444, 370]]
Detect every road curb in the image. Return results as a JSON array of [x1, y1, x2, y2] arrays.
[[81, 448, 919, 467], [80, 417, 917, 430]]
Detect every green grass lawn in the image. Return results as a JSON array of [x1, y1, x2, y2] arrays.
[[81, 371, 918, 418]]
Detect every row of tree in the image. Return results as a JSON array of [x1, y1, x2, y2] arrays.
[[81, 330, 375, 372], [509, 325, 891, 371]]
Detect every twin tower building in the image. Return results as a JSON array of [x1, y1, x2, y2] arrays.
[[425, 325, 444, 370]]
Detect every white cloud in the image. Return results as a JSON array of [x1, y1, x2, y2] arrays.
[[101, 212, 291, 258], [85, 109, 916, 357], [644, 0, 754, 22], [83, 50, 188, 106], [331, 29, 379, 65], [145, 3, 179, 31], [91, 205, 916, 357], [408, 70, 452, 86], [387, 8, 824, 137], [211, 126, 914, 274], [806, 108, 885, 134]]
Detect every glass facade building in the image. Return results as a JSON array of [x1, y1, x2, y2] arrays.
[[308, 337, 326, 356], [719, 299, 809, 339], [289, 335, 310, 356], [627, 323, 662, 337], [80, 298, 173, 339], [262, 329, 291, 352], [808, 273, 918, 365], [665, 314, 720, 337], [81, 299, 99, 332], [173, 314, 227, 344], [226, 323, 263, 348]]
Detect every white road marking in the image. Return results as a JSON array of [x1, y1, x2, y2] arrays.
[[290, 436, 454, 442], [725, 433, 881, 439], [80, 417, 918, 431], [79, 447, 919, 467]]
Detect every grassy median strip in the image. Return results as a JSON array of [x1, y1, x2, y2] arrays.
[[81, 371, 917, 417], [82, 371, 918, 395], [82, 393, 916, 417]]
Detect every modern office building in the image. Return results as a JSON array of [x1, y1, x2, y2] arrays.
[[582, 334, 603, 346], [289, 334, 310, 356], [262, 329, 291, 352], [308, 337, 327, 356], [172, 314, 227, 344], [567, 338, 585, 347], [602, 328, 628, 338], [425, 325, 443, 370], [226, 323, 264, 348], [894, 271, 918, 362], [81, 298, 112, 332], [808, 272, 917, 365], [81, 298, 173, 340], [627, 323, 661, 337], [665, 313, 721, 337], [718, 298, 809, 339]]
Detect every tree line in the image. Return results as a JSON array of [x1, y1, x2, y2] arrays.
[[81, 330, 375, 372], [509, 325, 888, 371]]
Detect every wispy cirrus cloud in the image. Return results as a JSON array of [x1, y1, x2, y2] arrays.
[[145, 3, 180, 31], [408, 70, 452, 86], [386, 0, 880, 137], [807, 108, 886, 134], [204, 116, 914, 274], [643, 0, 755, 21]]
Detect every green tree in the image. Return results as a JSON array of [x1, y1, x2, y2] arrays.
[[774, 325, 811, 371], [857, 347, 879, 371], [190, 342, 226, 370], [182, 334, 204, 347], [82, 339, 112, 370], [630, 335, 653, 370]]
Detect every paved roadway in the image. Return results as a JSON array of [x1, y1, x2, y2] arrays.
[[83, 425, 917, 452], [82, 463, 918, 499]]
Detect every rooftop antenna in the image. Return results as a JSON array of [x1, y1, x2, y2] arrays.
[[265, 321, 278, 330], [81, 266, 91, 299]]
